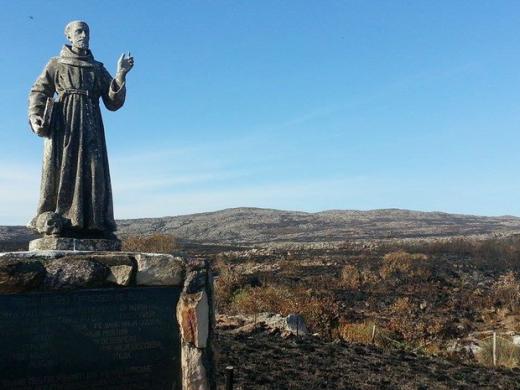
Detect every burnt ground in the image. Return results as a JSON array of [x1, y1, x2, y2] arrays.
[[215, 326, 520, 389]]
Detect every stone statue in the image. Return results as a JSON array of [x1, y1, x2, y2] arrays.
[[27, 21, 134, 240]]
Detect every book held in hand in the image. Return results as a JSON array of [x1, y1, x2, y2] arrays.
[[42, 97, 54, 132]]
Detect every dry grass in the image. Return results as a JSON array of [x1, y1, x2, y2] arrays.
[[211, 237, 520, 369], [380, 251, 431, 281], [476, 335, 520, 368], [339, 264, 362, 289], [399, 236, 520, 272], [385, 297, 445, 343], [121, 234, 178, 253], [229, 285, 340, 338], [491, 272, 520, 312], [231, 286, 291, 315], [213, 258, 248, 312], [339, 321, 396, 349]]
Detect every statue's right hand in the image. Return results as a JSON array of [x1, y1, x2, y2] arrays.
[[29, 115, 46, 137]]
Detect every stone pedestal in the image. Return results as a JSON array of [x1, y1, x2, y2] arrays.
[[29, 237, 122, 251], [0, 250, 216, 390]]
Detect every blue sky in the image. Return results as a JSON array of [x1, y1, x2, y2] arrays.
[[1, 1, 520, 224]]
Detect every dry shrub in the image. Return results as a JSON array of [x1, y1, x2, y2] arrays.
[[380, 251, 431, 281], [391, 296, 414, 314], [387, 297, 418, 339], [381, 236, 520, 272], [213, 259, 248, 312], [491, 272, 520, 312], [474, 239, 520, 271], [339, 264, 379, 289], [339, 322, 395, 349], [121, 234, 177, 253], [421, 343, 443, 356], [339, 264, 362, 289], [339, 321, 375, 344], [400, 238, 476, 257], [230, 285, 340, 338], [470, 237, 520, 272], [476, 335, 520, 368], [279, 258, 300, 274], [297, 292, 341, 339], [231, 286, 291, 315], [386, 297, 444, 342], [427, 238, 476, 255]]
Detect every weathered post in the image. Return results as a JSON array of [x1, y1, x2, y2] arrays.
[[225, 366, 234, 390], [493, 332, 497, 367]]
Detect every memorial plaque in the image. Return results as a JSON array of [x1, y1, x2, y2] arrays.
[[0, 287, 182, 390]]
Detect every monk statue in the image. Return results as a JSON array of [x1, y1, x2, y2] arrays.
[[27, 21, 134, 240]]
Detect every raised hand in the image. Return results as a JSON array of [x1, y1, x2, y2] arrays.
[[117, 52, 134, 76]]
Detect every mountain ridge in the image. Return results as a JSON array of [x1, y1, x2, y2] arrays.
[[3, 207, 520, 247]]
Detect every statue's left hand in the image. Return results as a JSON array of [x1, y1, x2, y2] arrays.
[[117, 52, 134, 76]]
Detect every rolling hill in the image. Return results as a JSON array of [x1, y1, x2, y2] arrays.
[[2, 208, 520, 248]]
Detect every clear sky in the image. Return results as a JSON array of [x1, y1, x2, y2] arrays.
[[1, 1, 520, 224]]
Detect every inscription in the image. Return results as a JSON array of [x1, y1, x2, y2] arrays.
[[0, 287, 181, 389]]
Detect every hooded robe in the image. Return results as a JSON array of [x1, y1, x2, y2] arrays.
[[28, 45, 125, 235]]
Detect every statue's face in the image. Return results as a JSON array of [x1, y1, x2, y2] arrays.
[[67, 22, 90, 50]]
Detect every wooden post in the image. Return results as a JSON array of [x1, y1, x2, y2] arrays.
[[371, 324, 376, 344], [493, 332, 497, 367], [225, 366, 234, 390]]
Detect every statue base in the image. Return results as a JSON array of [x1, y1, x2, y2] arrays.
[[0, 250, 215, 389], [29, 237, 121, 252]]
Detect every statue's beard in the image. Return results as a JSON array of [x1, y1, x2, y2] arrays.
[[74, 40, 89, 50]]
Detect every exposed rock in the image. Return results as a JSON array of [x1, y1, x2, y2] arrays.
[[135, 253, 185, 286], [181, 344, 209, 390], [0, 249, 215, 388], [44, 258, 109, 289], [184, 266, 208, 294], [285, 314, 308, 336], [221, 313, 308, 337], [179, 259, 215, 390], [80, 253, 135, 266], [29, 237, 121, 251], [69, 254, 136, 286], [178, 290, 209, 348], [106, 265, 133, 286], [254, 313, 308, 336], [0, 251, 65, 260], [216, 314, 248, 330], [0, 258, 46, 293]]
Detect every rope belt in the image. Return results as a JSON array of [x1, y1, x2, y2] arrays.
[[61, 89, 95, 98]]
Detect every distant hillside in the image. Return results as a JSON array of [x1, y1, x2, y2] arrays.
[[3, 208, 520, 248], [0, 226, 38, 251], [117, 208, 520, 245]]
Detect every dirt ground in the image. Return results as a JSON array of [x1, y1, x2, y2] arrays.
[[206, 238, 520, 389], [215, 325, 520, 389]]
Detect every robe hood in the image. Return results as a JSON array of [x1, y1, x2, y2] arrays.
[[58, 45, 103, 68]]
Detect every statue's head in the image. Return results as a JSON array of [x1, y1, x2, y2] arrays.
[[64, 20, 90, 50]]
